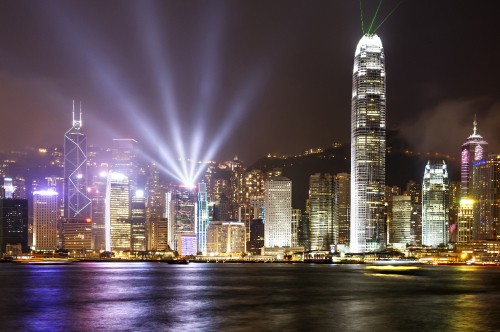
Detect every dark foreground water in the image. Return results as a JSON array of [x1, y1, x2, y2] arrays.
[[0, 263, 499, 332]]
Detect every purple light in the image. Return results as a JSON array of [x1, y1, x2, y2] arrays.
[[33, 189, 58, 196]]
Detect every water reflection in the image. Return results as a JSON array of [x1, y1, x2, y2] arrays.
[[0, 263, 498, 331]]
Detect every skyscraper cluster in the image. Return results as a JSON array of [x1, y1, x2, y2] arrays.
[[0, 31, 498, 260]]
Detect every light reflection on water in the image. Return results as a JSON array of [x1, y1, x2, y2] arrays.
[[0, 263, 499, 331]]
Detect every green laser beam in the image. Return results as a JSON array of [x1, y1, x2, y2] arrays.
[[372, 0, 403, 34], [367, 0, 383, 35]]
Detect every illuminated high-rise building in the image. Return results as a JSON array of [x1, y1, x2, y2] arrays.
[[197, 182, 209, 254], [291, 209, 301, 247], [335, 173, 350, 245], [62, 218, 92, 253], [131, 190, 147, 252], [64, 102, 91, 219], [167, 186, 197, 252], [405, 180, 422, 246], [308, 173, 334, 251], [461, 117, 487, 197], [422, 161, 449, 247], [457, 198, 474, 243], [89, 171, 107, 251], [1, 177, 15, 199], [0, 198, 29, 254], [473, 155, 500, 240], [389, 195, 412, 248], [206, 221, 246, 255], [264, 176, 292, 247], [105, 172, 131, 252], [350, 34, 386, 253], [33, 189, 60, 251], [145, 163, 167, 251]]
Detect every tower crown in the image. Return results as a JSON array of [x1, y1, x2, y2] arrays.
[[355, 33, 383, 56], [72, 100, 82, 128]]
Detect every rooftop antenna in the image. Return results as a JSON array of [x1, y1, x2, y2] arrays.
[[72, 99, 82, 128], [79, 101, 83, 127], [473, 114, 477, 135]]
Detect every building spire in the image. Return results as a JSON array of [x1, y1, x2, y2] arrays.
[[72, 100, 83, 128], [473, 114, 477, 136]]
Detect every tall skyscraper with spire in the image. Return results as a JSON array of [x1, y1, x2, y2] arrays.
[[350, 34, 386, 253], [64, 102, 91, 218], [461, 116, 488, 197]]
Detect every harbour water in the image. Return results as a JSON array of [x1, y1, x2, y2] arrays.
[[0, 263, 499, 331]]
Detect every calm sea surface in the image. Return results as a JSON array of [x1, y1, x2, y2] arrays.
[[0, 262, 499, 331]]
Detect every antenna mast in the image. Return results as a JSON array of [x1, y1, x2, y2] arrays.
[[72, 100, 83, 128]]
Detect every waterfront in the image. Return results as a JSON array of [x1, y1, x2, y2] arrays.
[[0, 263, 499, 331]]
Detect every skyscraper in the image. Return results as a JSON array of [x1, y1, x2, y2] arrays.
[[131, 190, 147, 252], [334, 173, 350, 245], [264, 176, 292, 247], [145, 163, 167, 251], [461, 117, 487, 197], [405, 180, 422, 246], [64, 102, 91, 219], [167, 186, 197, 252], [389, 195, 412, 248], [33, 189, 60, 251], [197, 182, 209, 255], [105, 172, 131, 252], [308, 173, 334, 251], [350, 34, 386, 253], [472, 155, 500, 240], [0, 198, 28, 254], [422, 161, 449, 247], [457, 198, 474, 243]]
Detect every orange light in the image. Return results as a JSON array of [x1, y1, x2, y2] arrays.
[[86, 218, 92, 223]]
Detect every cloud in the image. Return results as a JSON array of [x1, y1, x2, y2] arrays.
[[399, 97, 500, 157]]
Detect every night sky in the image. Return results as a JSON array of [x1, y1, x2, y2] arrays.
[[0, 0, 499, 165]]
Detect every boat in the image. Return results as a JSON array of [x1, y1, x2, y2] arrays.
[[11, 257, 74, 265], [370, 258, 422, 266], [165, 258, 190, 265], [365, 265, 424, 276]]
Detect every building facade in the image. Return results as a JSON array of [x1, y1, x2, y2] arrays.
[[335, 173, 350, 245], [64, 103, 91, 219], [461, 117, 487, 197], [422, 161, 449, 247], [167, 186, 197, 252], [33, 189, 60, 251], [308, 173, 334, 251], [389, 195, 412, 248], [0, 198, 28, 254], [105, 172, 131, 253], [350, 34, 386, 253], [473, 155, 500, 240], [264, 176, 292, 247], [197, 182, 209, 255]]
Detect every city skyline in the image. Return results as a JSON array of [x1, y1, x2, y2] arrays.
[[0, 1, 499, 166]]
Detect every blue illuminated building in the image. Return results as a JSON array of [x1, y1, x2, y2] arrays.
[[197, 182, 209, 255]]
